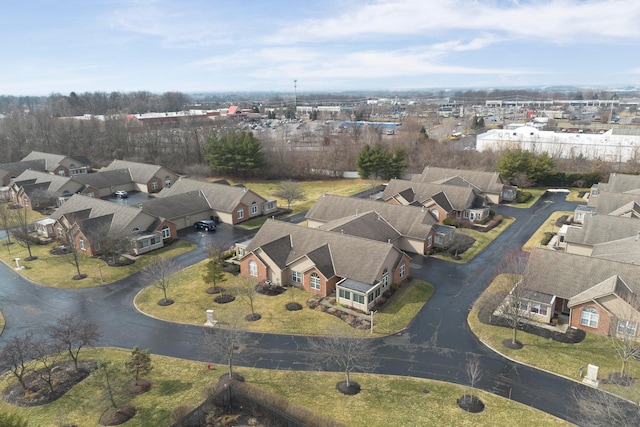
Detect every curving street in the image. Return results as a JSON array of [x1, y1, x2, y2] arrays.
[[0, 192, 606, 425]]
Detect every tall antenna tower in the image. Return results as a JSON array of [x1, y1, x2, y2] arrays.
[[294, 79, 298, 108]]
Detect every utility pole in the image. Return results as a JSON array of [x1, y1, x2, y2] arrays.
[[293, 79, 297, 108]]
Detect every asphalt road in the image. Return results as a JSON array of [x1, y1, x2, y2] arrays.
[[0, 192, 627, 425]]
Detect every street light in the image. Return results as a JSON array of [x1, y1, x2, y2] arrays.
[[370, 310, 377, 334]]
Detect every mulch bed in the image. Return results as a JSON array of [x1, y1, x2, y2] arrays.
[[128, 379, 152, 395], [285, 302, 303, 311], [157, 298, 174, 306], [245, 313, 262, 322], [214, 294, 235, 304], [255, 282, 285, 296], [477, 301, 586, 344], [99, 404, 136, 426], [336, 381, 361, 395], [457, 395, 485, 413], [1, 361, 97, 407]]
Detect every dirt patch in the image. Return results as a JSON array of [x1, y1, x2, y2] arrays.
[[2, 361, 97, 407], [99, 403, 136, 426], [128, 379, 152, 395], [457, 395, 485, 413], [336, 381, 361, 396]]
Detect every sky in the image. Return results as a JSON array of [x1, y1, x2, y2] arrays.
[[2, 0, 640, 95]]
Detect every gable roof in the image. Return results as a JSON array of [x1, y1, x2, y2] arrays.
[[597, 173, 640, 194], [20, 151, 89, 172], [0, 159, 47, 177], [412, 166, 505, 195], [568, 275, 633, 308], [318, 211, 402, 244], [102, 160, 175, 184], [565, 215, 640, 246], [140, 192, 211, 220], [525, 249, 640, 299], [590, 235, 640, 264], [72, 169, 133, 188], [247, 220, 404, 285], [50, 194, 157, 236], [306, 194, 435, 240], [588, 191, 640, 215], [382, 179, 480, 211], [158, 178, 266, 213], [13, 170, 82, 194]]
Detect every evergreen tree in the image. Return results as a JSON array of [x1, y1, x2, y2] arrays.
[[206, 130, 264, 176], [124, 346, 153, 385]]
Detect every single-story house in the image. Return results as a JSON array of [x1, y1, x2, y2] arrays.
[[47, 194, 177, 256], [0, 159, 47, 186], [564, 215, 640, 256], [20, 151, 90, 177], [9, 170, 84, 209], [411, 166, 517, 204], [305, 194, 454, 254], [72, 169, 136, 199], [158, 178, 277, 225], [100, 160, 180, 193], [238, 220, 411, 313], [381, 178, 490, 223], [139, 191, 213, 230], [518, 249, 640, 339]]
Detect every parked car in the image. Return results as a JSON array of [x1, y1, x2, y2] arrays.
[[113, 190, 128, 198], [194, 219, 216, 231]]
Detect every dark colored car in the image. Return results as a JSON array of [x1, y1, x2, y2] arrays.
[[194, 219, 216, 231], [113, 190, 128, 198]]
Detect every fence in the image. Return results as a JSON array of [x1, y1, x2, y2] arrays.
[[171, 383, 307, 427]]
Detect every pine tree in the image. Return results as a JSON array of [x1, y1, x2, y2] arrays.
[[125, 346, 153, 385]]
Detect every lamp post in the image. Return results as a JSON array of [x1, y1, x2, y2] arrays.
[[370, 310, 377, 334]]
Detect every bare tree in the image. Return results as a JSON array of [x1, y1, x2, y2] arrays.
[[609, 293, 640, 382], [0, 332, 36, 390], [141, 256, 180, 305], [273, 180, 306, 209], [47, 315, 101, 371], [571, 384, 640, 427], [0, 202, 15, 253], [237, 277, 260, 321], [203, 311, 247, 380], [464, 353, 483, 400], [32, 338, 60, 394], [308, 328, 377, 394], [9, 205, 37, 261], [59, 221, 87, 280]]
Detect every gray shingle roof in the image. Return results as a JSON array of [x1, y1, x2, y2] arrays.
[[247, 219, 403, 285], [382, 179, 479, 211], [588, 191, 640, 214], [568, 275, 632, 308], [590, 236, 640, 264], [598, 173, 640, 194], [565, 215, 640, 246], [306, 194, 435, 240], [0, 159, 46, 176], [412, 166, 505, 195], [14, 170, 82, 194], [102, 160, 174, 183], [72, 169, 133, 188], [140, 192, 211, 220], [525, 249, 640, 299], [318, 211, 402, 244], [50, 194, 158, 237], [158, 178, 265, 213]]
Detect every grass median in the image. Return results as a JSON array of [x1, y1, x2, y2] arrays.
[[0, 347, 572, 427], [469, 274, 640, 403], [135, 259, 433, 336], [0, 239, 195, 288]]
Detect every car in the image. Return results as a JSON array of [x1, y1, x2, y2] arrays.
[[113, 190, 128, 198], [194, 219, 216, 232]]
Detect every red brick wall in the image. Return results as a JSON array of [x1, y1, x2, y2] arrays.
[[570, 303, 612, 336], [53, 166, 68, 177], [392, 255, 411, 284], [303, 269, 331, 297], [239, 254, 268, 282], [156, 220, 177, 239]]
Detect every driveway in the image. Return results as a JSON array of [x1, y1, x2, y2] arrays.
[[0, 191, 625, 425]]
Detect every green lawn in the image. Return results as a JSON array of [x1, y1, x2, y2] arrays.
[[0, 347, 572, 427], [0, 239, 195, 288], [522, 210, 573, 252], [135, 260, 433, 336], [432, 216, 515, 264], [469, 274, 640, 403]]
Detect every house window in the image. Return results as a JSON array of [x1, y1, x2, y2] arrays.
[[310, 273, 320, 290], [431, 209, 439, 220], [161, 226, 170, 239], [339, 289, 351, 300], [353, 293, 364, 304], [265, 201, 274, 210], [57, 226, 63, 237], [382, 268, 389, 288], [251, 202, 258, 215], [248, 260, 258, 277], [617, 320, 638, 337], [164, 176, 172, 187], [580, 307, 599, 328], [151, 181, 158, 190], [237, 208, 244, 219], [529, 303, 548, 316], [87, 192, 94, 198], [292, 271, 302, 283], [427, 235, 433, 248], [399, 263, 405, 278], [58, 170, 65, 176], [79, 238, 86, 251], [23, 197, 29, 208], [368, 293, 375, 303], [237, 247, 245, 257]]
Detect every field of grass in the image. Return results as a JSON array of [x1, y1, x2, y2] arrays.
[[469, 274, 640, 403], [0, 239, 195, 288], [505, 188, 547, 208], [432, 216, 515, 264], [0, 347, 572, 427], [135, 260, 433, 336]]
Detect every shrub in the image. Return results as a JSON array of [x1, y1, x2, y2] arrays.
[[516, 190, 533, 203], [0, 412, 28, 427], [390, 283, 399, 292], [171, 404, 195, 423], [442, 217, 456, 226], [541, 232, 555, 246]]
